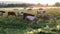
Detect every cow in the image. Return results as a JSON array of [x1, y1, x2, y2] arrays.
[[37, 8, 46, 17], [24, 13, 39, 24], [17, 12, 39, 24], [37, 8, 44, 14], [0, 11, 5, 16], [13, 9, 18, 10], [27, 8, 32, 11], [7, 12, 16, 17], [28, 8, 32, 10]]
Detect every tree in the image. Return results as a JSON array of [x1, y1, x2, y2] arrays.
[[37, 3, 41, 7], [46, 4, 48, 7], [55, 2, 60, 7]]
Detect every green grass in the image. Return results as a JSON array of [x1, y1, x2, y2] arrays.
[[0, 8, 60, 34]]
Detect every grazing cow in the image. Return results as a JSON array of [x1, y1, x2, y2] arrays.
[[18, 12, 38, 24], [13, 9, 18, 10], [42, 14, 56, 22], [27, 8, 32, 11], [37, 8, 44, 14], [23, 13, 38, 23], [37, 8, 46, 17], [7, 12, 16, 16], [0, 11, 5, 16]]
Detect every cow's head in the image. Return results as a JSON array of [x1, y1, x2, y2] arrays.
[[18, 12, 24, 16]]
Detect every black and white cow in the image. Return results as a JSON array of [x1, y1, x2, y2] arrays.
[[17, 12, 39, 24], [37, 8, 44, 14]]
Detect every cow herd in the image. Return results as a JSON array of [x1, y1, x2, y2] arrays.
[[0, 11, 38, 24], [0, 8, 56, 24]]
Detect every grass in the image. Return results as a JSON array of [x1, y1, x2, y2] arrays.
[[0, 8, 60, 34]]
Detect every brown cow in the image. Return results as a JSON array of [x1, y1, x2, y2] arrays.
[[7, 12, 16, 16]]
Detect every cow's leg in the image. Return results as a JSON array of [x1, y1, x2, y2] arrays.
[[15, 14, 18, 19], [22, 15, 27, 21], [23, 15, 26, 19], [37, 12, 39, 17], [23, 16, 25, 19], [14, 14, 16, 16], [33, 18, 38, 24]]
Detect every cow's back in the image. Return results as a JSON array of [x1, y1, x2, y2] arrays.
[[23, 13, 34, 19], [8, 12, 14, 15]]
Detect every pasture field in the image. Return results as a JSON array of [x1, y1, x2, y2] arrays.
[[0, 8, 60, 34]]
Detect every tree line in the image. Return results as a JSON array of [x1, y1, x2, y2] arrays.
[[0, 2, 60, 8], [54, 2, 60, 7], [0, 3, 32, 8]]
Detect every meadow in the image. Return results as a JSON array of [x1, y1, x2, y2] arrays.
[[0, 8, 60, 34]]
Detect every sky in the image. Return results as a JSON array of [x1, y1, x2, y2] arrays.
[[0, 0, 60, 5]]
